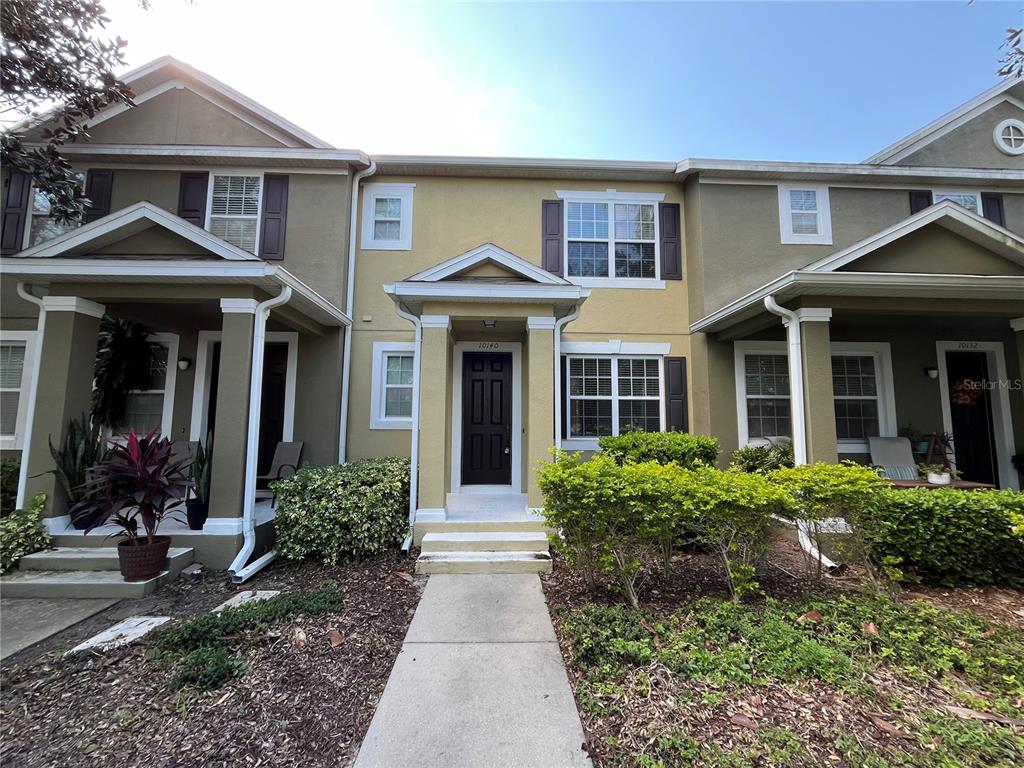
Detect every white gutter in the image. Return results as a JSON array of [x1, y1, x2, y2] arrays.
[[14, 283, 46, 510], [338, 161, 377, 463], [393, 304, 422, 550], [763, 295, 838, 571], [229, 285, 292, 583], [553, 304, 583, 450]]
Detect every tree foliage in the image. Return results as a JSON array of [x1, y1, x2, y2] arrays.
[[1, 0, 133, 223]]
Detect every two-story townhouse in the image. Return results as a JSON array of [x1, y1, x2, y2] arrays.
[[1, 56, 1022, 585]]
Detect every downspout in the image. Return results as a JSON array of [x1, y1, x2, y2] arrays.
[[338, 161, 378, 463], [553, 303, 583, 450], [229, 285, 292, 583], [763, 295, 838, 570], [14, 283, 45, 510], [394, 303, 422, 551]]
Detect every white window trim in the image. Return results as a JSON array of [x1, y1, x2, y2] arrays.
[[777, 184, 833, 245], [561, 354, 666, 451], [361, 183, 415, 251], [993, 118, 1024, 156], [23, 175, 86, 250], [931, 190, 983, 214], [189, 330, 298, 441], [115, 332, 179, 439], [204, 170, 265, 254], [370, 341, 416, 430], [830, 342, 897, 455], [734, 340, 896, 453], [555, 188, 665, 288], [0, 330, 37, 450]]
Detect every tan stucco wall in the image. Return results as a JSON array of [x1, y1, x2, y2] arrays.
[[841, 226, 1024, 275], [86, 88, 287, 147], [901, 100, 1024, 170], [293, 328, 345, 467]]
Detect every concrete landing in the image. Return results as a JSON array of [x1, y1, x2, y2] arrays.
[[353, 574, 591, 768], [0, 597, 119, 660]]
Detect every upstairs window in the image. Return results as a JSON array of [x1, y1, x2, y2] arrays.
[[208, 174, 262, 252], [777, 184, 832, 245], [994, 118, 1024, 156], [26, 173, 85, 248], [362, 183, 415, 251], [932, 190, 981, 214], [566, 200, 658, 279]]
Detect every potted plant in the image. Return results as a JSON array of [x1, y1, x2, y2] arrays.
[[185, 436, 212, 530], [43, 414, 108, 529], [918, 462, 958, 486], [898, 425, 929, 455], [70, 428, 191, 581]]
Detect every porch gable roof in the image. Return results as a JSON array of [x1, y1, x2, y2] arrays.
[[405, 243, 570, 285]]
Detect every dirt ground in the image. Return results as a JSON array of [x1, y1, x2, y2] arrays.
[[0, 552, 424, 768]]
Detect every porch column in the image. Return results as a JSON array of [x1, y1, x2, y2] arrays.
[[417, 315, 451, 516], [207, 299, 255, 519], [527, 317, 556, 509], [1013, 318, 1024, 409], [797, 309, 838, 464], [23, 297, 105, 518]]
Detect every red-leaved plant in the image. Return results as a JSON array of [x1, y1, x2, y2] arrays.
[[70, 428, 192, 545]]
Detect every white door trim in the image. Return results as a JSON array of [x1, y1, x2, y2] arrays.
[[935, 340, 1018, 490], [449, 341, 522, 495], [190, 330, 298, 443]]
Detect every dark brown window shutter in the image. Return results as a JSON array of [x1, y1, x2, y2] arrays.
[[178, 172, 209, 227], [659, 202, 682, 280], [84, 169, 114, 223], [665, 356, 688, 432], [909, 190, 932, 215], [1, 170, 32, 254], [258, 174, 289, 260], [541, 199, 563, 276], [981, 193, 1005, 227]]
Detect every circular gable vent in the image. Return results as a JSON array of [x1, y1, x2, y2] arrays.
[[993, 118, 1024, 156]]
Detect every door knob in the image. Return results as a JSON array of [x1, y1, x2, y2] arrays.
[[504, 446, 510, 454]]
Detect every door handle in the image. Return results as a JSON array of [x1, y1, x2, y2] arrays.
[[504, 446, 510, 454]]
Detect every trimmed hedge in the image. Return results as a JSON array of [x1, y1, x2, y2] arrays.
[[852, 487, 1024, 587], [731, 443, 794, 473], [272, 458, 410, 563], [598, 431, 719, 468]]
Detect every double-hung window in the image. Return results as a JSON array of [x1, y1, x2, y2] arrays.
[[0, 332, 35, 449], [208, 174, 263, 252], [25, 173, 86, 248], [560, 190, 663, 284], [566, 356, 662, 440], [742, 351, 792, 440], [117, 334, 178, 437], [361, 183, 415, 251], [777, 184, 832, 244], [370, 341, 416, 429], [932, 190, 981, 214]]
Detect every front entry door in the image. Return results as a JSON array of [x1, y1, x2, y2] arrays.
[[461, 352, 513, 485], [945, 351, 998, 486]]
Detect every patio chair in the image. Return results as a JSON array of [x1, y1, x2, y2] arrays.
[[255, 441, 303, 501], [868, 437, 918, 480]]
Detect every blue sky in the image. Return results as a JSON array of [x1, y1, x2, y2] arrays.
[[105, 1, 1022, 162]]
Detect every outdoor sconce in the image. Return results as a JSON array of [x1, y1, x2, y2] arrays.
[[178, 357, 192, 371], [483, 319, 496, 329], [924, 367, 939, 380]]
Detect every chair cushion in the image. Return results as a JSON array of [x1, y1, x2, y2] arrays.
[[882, 465, 918, 480]]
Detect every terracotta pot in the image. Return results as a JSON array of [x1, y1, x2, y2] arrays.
[[118, 536, 171, 581], [185, 499, 209, 530]]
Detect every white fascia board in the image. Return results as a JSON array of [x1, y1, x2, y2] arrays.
[[863, 79, 1024, 164], [407, 243, 569, 285], [385, 281, 588, 303], [52, 144, 366, 166], [674, 157, 1024, 184], [0, 258, 276, 279], [274, 267, 352, 327], [804, 200, 1024, 273], [11, 201, 259, 262], [374, 154, 678, 174]]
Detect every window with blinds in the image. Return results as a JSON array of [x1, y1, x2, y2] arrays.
[[208, 175, 262, 252], [567, 356, 662, 438], [777, 184, 832, 245], [119, 345, 169, 435], [0, 342, 26, 438], [566, 201, 657, 279], [743, 353, 792, 439]]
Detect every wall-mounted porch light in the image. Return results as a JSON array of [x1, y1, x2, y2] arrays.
[[178, 357, 192, 371], [482, 319, 496, 329], [924, 367, 939, 379]]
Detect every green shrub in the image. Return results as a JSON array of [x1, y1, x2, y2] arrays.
[[0, 457, 19, 517], [0, 494, 50, 574], [598, 431, 719, 468], [731, 442, 794, 473], [170, 646, 247, 691], [851, 488, 1024, 587], [272, 458, 410, 563]]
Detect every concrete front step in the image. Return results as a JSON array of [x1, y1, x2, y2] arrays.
[[416, 551, 552, 575], [1, 568, 177, 599], [420, 531, 549, 553], [413, 519, 549, 546], [20, 547, 194, 573]]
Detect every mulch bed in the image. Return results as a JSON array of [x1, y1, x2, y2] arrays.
[[541, 534, 1024, 768], [0, 552, 423, 768]]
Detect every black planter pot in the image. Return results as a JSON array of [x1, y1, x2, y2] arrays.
[[118, 536, 171, 581], [185, 499, 209, 530]]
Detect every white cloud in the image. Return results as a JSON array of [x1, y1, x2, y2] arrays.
[[102, 0, 538, 155]]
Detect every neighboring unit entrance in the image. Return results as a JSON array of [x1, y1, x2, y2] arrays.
[[461, 352, 513, 485], [944, 350, 998, 486]]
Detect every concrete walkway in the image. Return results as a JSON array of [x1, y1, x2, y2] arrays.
[[353, 574, 592, 768], [1, 597, 119, 660]]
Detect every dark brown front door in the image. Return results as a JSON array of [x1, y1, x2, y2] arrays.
[[461, 352, 512, 485], [945, 351, 998, 486]]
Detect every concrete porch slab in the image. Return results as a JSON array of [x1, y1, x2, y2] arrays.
[[0, 597, 119, 660]]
